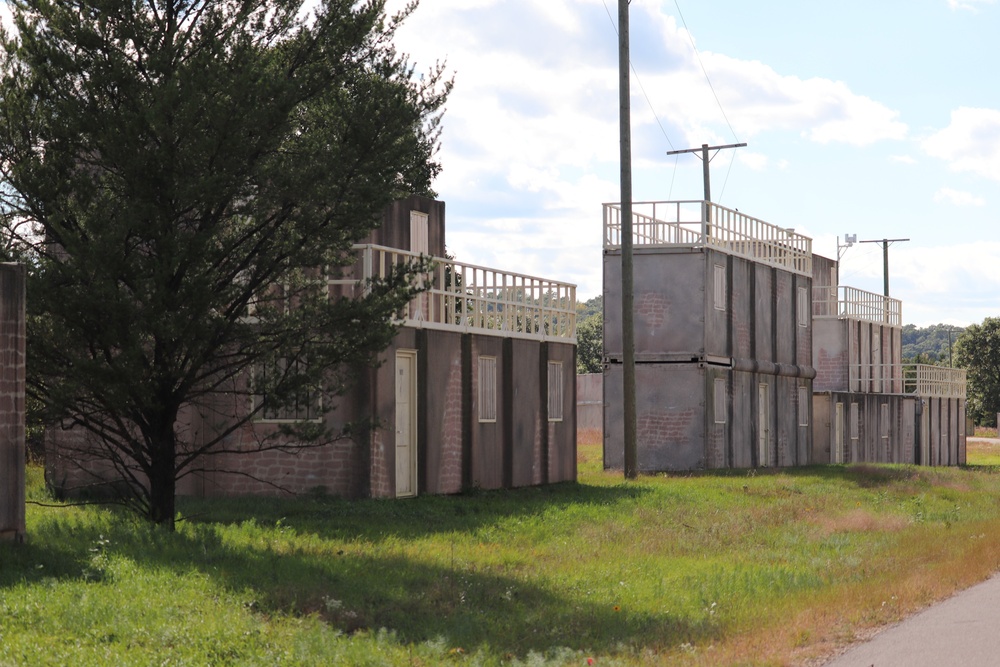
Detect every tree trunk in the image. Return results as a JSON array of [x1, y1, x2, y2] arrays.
[[147, 430, 177, 531]]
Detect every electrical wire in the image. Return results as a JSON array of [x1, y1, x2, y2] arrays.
[[601, 0, 680, 200], [601, 0, 676, 152], [672, 0, 739, 144]]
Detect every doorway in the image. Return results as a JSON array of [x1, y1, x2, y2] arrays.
[[395, 350, 418, 497]]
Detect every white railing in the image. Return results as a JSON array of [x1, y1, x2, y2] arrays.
[[332, 245, 577, 342], [813, 285, 902, 327], [848, 363, 966, 398], [603, 200, 812, 275], [904, 364, 967, 399]]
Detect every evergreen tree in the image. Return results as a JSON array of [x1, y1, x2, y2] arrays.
[[0, 0, 449, 528]]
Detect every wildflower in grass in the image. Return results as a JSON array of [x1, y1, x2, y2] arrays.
[[587, 658, 595, 665], [613, 605, 621, 612]]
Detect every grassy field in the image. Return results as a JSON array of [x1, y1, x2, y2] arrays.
[[4, 436, 1000, 666]]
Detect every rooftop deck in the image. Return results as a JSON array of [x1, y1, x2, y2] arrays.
[[333, 245, 577, 343], [813, 285, 902, 327], [603, 200, 812, 276]]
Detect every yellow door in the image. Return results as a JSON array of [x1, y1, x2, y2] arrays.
[[395, 351, 417, 497]]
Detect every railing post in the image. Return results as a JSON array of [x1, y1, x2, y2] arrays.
[[361, 246, 373, 297], [702, 200, 710, 242]]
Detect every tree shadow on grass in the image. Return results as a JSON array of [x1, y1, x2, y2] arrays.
[[178, 480, 651, 543], [2, 491, 716, 661], [671, 462, 954, 489]]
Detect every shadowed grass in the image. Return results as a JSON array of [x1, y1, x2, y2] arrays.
[[4, 435, 1000, 665]]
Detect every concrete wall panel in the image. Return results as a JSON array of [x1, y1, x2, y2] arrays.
[[754, 265, 773, 364], [576, 373, 603, 431], [547, 343, 577, 483], [509, 339, 542, 487], [469, 336, 505, 490]]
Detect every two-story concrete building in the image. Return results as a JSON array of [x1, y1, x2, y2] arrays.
[[47, 196, 579, 500], [601, 199, 966, 471], [603, 200, 815, 470], [810, 254, 967, 465]]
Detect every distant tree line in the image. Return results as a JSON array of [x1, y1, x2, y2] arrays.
[[902, 323, 965, 365], [576, 296, 603, 374]]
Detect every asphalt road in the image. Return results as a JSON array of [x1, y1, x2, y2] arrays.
[[823, 572, 1000, 666]]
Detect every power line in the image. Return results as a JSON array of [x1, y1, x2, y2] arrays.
[[672, 0, 739, 143], [601, 0, 676, 151]]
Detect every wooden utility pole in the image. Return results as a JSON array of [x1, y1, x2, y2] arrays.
[[666, 143, 747, 203], [859, 237, 909, 323], [618, 0, 637, 479], [859, 238, 909, 297]]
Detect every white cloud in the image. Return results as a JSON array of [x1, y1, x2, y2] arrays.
[[933, 187, 986, 206], [383, 0, 915, 301], [923, 107, 1000, 181], [839, 242, 1000, 326], [947, 0, 995, 11], [890, 154, 917, 164]]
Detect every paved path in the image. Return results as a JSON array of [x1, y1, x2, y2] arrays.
[[823, 572, 1000, 666]]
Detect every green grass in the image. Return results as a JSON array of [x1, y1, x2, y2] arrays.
[[4, 443, 1000, 666]]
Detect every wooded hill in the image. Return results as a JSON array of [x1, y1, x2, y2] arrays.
[[902, 323, 966, 364]]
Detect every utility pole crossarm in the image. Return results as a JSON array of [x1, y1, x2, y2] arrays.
[[665, 142, 748, 156], [859, 237, 909, 298], [666, 142, 747, 204]]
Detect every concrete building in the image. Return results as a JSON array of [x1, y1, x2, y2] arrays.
[[811, 254, 967, 465], [47, 197, 578, 499], [603, 200, 815, 471], [599, 198, 966, 471]]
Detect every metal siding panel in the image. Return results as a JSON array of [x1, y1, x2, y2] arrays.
[[704, 250, 729, 358], [633, 364, 705, 471], [510, 339, 541, 487], [755, 265, 773, 364], [732, 258, 753, 361], [733, 371, 754, 468], [603, 364, 624, 469], [547, 343, 577, 483], [811, 394, 832, 464], [775, 271, 794, 365], [631, 251, 706, 357], [603, 252, 623, 358], [472, 336, 505, 490]]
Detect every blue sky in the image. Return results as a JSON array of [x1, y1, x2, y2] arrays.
[[386, 0, 1000, 327]]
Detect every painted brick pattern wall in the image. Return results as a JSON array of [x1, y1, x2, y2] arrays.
[[0, 265, 25, 541], [637, 291, 668, 332], [204, 434, 363, 497], [638, 409, 696, 445], [815, 348, 849, 391], [369, 429, 391, 498], [436, 352, 464, 494]]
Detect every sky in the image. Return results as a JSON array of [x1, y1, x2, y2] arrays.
[[384, 0, 1000, 327]]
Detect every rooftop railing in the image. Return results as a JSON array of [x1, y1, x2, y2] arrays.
[[603, 200, 812, 276], [903, 364, 967, 399], [813, 285, 902, 327], [332, 245, 577, 343], [848, 363, 966, 398]]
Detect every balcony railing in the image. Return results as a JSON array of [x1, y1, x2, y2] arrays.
[[813, 285, 902, 327], [331, 245, 577, 342], [603, 200, 812, 275], [903, 364, 967, 399], [848, 363, 966, 398]]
